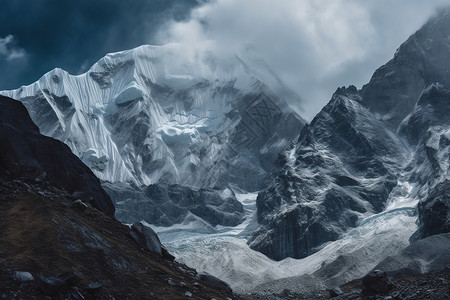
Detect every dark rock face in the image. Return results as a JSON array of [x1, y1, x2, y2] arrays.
[[130, 221, 163, 256], [399, 85, 450, 146], [0, 179, 234, 299], [36, 274, 67, 296], [362, 9, 450, 127], [249, 87, 406, 260], [361, 270, 393, 296], [373, 233, 450, 276], [103, 182, 244, 227], [416, 181, 450, 239], [196, 272, 233, 294], [400, 84, 450, 240], [0, 95, 114, 215]]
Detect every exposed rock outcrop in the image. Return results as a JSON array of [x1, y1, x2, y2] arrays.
[[104, 181, 244, 227]]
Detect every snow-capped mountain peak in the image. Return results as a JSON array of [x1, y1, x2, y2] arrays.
[[1, 44, 305, 192]]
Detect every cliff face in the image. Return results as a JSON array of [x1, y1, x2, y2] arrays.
[[249, 87, 407, 260]]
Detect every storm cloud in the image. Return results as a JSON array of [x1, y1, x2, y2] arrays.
[[156, 0, 450, 120], [0, 0, 199, 90]]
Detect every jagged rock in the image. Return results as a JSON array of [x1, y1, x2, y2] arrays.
[[328, 287, 343, 297], [105, 182, 244, 227], [362, 10, 450, 127], [0, 95, 114, 215], [86, 282, 102, 293], [398, 84, 450, 146], [13, 271, 34, 282], [415, 180, 450, 239], [36, 274, 67, 296], [130, 221, 162, 256], [196, 272, 232, 293], [361, 270, 393, 296], [249, 9, 450, 261], [250, 87, 405, 260], [71, 199, 88, 212], [57, 272, 80, 286]]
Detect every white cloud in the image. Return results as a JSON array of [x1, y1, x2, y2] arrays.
[[156, 0, 450, 120], [0, 35, 27, 62]]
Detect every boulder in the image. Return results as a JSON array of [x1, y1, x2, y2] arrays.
[[71, 199, 88, 212], [36, 274, 67, 296], [86, 282, 102, 293], [196, 272, 232, 293], [57, 272, 80, 286], [13, 271, 34, 282], [130, 221, 162, 256], [361, 270, 393, 296]]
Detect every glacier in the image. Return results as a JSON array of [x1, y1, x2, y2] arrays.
[[154, 184, 417, 293]]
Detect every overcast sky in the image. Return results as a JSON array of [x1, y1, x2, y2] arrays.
[[1, 0, 449, 120]]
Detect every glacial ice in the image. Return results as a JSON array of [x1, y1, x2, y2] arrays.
[[154, 188, 418, 293]]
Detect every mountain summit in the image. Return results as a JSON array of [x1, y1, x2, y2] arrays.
[[1, 44, 305, 192]]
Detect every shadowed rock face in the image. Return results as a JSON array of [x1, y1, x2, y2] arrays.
[[249, 87, 406, 260], [362, 9, 450, 127], [416, 181, 450, 239], [103, 181, 244, 227], [400, 85, 450, 240], [250, 10, 450, 261], [0, 95, 114, 215]]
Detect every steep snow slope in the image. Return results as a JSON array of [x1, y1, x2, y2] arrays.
[[1, 44, 304, 192]]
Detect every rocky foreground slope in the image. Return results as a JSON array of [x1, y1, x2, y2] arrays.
[[0, 96, 235, 299]]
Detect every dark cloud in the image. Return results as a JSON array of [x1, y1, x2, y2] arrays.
[[0, 0, 200, 90], [157, 0, 450, 120]]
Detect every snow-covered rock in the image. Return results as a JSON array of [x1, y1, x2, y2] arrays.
[[1, 44, 305, 193]]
